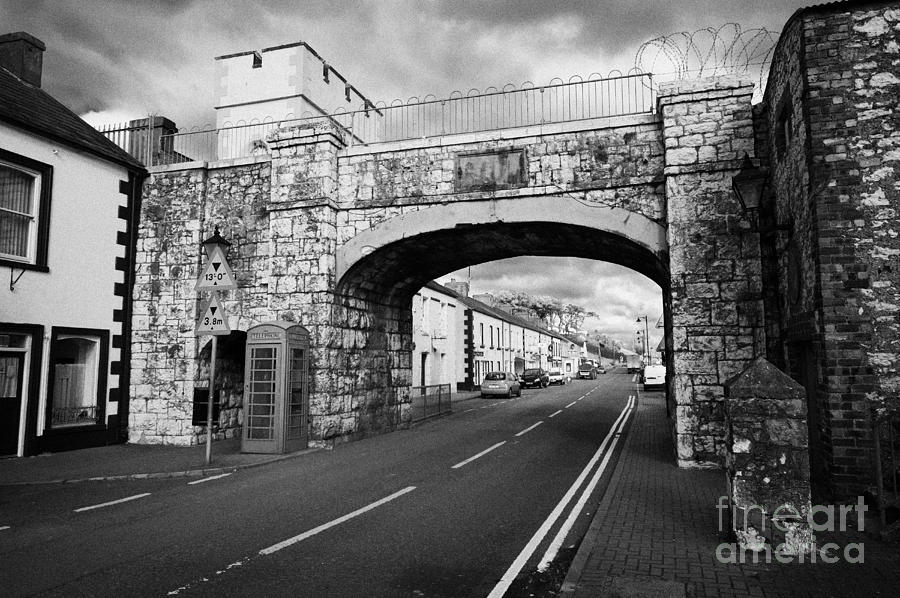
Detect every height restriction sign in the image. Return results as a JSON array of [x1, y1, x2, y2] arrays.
[[196, 294, 231, 335], [196, 244, 237, 291]]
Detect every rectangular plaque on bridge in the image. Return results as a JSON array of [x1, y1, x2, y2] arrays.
[[455, 150, 526, 192]]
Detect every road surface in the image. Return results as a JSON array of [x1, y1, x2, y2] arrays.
[[0, 368, 641, 597]]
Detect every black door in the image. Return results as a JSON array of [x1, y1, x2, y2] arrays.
[[420, 353, 427, 387], [789, 343, 827, 500], [0, 352, 24, 456]]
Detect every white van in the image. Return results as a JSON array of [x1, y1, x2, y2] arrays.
[[642, 365, 666, 391]]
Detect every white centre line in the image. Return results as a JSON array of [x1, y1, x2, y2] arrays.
[[464, 408, 476, 413], [565, 401, 577, 408], [514, 421, 544, 437], [451, 441, 506, 469], [260, 486, 416, 555], [74, 492, 151, 513], [549, 409, 563, 418], [0, 525, 10, 532], [188, 472, 233, 485]]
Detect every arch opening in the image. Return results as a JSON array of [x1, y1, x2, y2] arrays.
[[337, 220, 669, 308], [325, 215, 672, 442]]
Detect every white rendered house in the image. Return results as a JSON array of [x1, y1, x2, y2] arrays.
[[0, 32, 145, 456]]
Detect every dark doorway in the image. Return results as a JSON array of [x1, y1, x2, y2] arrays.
[[0, 352, 25, 456], [789, 342, 828, 500]]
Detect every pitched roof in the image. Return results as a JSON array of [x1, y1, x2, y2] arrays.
[[0, 66, 144, 171], [424, 280, 575, 344]]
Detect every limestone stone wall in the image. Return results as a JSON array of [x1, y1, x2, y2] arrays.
[[659, 77, 765, 467], [336, 116, 666, 234], [130, 158, 271, 444]]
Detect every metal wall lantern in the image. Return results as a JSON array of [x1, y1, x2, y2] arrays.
[[731, 153, 767, 213], [201, 226, 232, 253]]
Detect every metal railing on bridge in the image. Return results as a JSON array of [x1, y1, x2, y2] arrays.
[[98, 71, 655, 167], [409, 384, 453, 422]]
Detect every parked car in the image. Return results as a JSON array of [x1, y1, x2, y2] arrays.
[[548, 369, 569, 385], [642, 365, 667, 391], [596, 365, 607, 374], [480, 372, 522, 398], [521, 368, 550, 388], [577, 362, 597, 379]]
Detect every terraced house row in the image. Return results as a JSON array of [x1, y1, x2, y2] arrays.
[[412, 279, 584, 393]]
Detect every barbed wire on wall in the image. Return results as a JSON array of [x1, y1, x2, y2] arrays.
[[634, 24, 778, 101]]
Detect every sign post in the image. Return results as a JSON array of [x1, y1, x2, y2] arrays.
[[195, 227, 237, 465]]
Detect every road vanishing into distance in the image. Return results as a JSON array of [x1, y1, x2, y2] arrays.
[[1, 369, 642, 597]]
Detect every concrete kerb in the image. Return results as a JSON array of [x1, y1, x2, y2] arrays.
[[0, 446, 322, 487]]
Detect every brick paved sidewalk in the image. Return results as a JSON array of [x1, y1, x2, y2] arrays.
[[560, 393, 900, 598]]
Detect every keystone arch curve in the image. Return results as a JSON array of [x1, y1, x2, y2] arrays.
[[336, 195, 670, 306]]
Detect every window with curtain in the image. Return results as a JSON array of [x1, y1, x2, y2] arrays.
[[0, 162, 38, 262], [0, 150, 52, 269]]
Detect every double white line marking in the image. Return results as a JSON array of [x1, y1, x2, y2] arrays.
[[487, 394, 637, 598]]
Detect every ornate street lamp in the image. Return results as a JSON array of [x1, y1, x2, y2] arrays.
[[731, 153, 767, 213], [201, 226, 232, 256]]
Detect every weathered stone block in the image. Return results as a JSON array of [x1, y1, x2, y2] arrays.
[[666, 147, 698, 165], [725, 358, 813, 554]]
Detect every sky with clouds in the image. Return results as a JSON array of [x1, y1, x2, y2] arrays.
[[4, 0, 815, 346]]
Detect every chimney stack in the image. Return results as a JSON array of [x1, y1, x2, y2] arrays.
[[444, 278, 470, 297], [0, 32, 45, 87]]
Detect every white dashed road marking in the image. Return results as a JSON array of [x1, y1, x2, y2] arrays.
[[514, 421, 544, 437], [188, 472, 233, 485], [260, 486, 417, 555], [549, 409, 563, 418], [74, 493, 151, 513], [169, 486, 419, 595], [451, 441, 507, 469]]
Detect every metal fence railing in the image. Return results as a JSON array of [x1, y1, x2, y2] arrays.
[[97, 71, 655, 167], [409, 384, 453, 422]]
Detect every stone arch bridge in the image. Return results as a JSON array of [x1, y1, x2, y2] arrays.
[[132, 76, 763, 468]]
